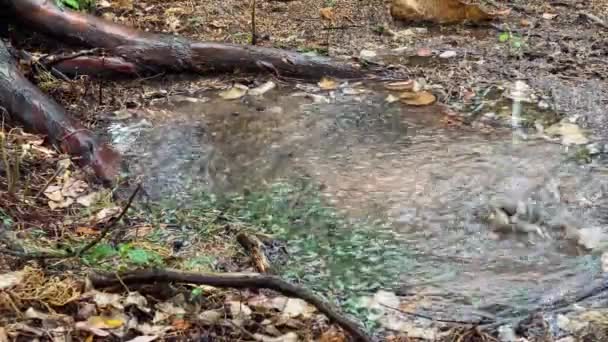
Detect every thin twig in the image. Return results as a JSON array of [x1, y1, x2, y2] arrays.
[[33, 165, 65, 200], [76, 184, 141, 257], [250, 0, 257, 46]]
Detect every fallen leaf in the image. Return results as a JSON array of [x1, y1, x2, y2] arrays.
[[62, 179, 88, 198], [219, 85, 248, 100], [92, 291, 124, 309], [0, 270, 23, 290], [318, 77, 339, 91], [384, 81, 414, 91], [75, 321, 111, 337], [134, 323, 172, 336], [319, 327, 347, 342], [399, 91, 418, 100], [249, 81, 276, 96], [125, 292, 150, 312], [319, 7, 335, 21], [542, 13, 558, 20], [126, 336, 158, 342], [154, 301, 186, 323], [359, 49, 378, 61], [390, 0, 501, 24], [97, 0, 111, 8], [400, 91, 436, 106], [116, 0, 133, 10], [385, 94, 400, 103], [253, 332, 299, 342], [44, 186, 64, 202], [545, 122, 589, 145], [49, 197, 74, 209], [86, 315, 124, 329], [268, 297, 316, 318], [199, 309, 222, 324], [171, 318, 190, 330], [75, 227, 100, 235], [439, 50, 457, 58], [76, 192, 102, 207], [94, 207, 121, 223], [227, 301, 252, 319]]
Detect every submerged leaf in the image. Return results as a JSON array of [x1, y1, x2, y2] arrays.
[[545, 122, 589, 145], [318, 77, 339, 91], [400, 91, 436, 106], [219, 85, 248, 100]]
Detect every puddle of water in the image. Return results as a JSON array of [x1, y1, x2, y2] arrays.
[[109, 82, 608, 318]]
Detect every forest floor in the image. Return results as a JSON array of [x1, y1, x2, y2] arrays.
[[1, 0, 608, 341]]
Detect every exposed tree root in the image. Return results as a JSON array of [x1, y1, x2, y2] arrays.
[[90, 269, 372, 342], [3, 0, 364, 80], [0, 40, 120, 182]]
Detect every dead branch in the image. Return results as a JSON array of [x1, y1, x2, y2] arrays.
[[3, 0, 363, 80], [89, 268, 372, 342], [0, 40, 120, 182]]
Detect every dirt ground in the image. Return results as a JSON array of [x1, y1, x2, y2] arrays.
[[2, 0, 608, 341]]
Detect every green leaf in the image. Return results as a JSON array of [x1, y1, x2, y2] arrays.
[[191, 287, 203, 298], [126, 248, 154, 265], [498, 32, 510, 43], [512, 40, 522, 49], [85, 243, 117, 263]]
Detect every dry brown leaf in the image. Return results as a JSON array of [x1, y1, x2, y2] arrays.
[[75, 227, 100, 236], [44, 185, 63, 202], [171, 319, 190, 331], [318, 77, 339, 90], [320, 7, 336, 21], [115, 0, 133, 10], [400, 91, 436, 106], [319, 327, 347, 342], [94, 206, 121, 223], [390, 0, 502, 24]]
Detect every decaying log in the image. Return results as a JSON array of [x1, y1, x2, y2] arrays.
[[237, 232, 273, 273], [0, 40, 120, 182], [90, 269, 372, 342], [3, 0, 363, 80]]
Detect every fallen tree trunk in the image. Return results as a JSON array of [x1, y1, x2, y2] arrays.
[[3, 0, 363, 80], [0, 40, 120, 182], [90, 269, 372, 342]]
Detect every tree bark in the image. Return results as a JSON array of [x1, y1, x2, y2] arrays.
[[0, 40, 120, 182], [3, 0, 363, 80]]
